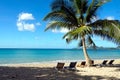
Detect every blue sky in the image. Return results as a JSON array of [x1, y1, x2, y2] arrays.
[[0, 0, 120, 48]]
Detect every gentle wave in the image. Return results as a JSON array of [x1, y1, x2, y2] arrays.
[[0, 49, 119, 64]]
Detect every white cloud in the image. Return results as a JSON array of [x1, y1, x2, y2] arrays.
[[16, 12, 41, 32], [17, 22, 35, 32], [18, 12, 34, 21], [52, 28, 69, 33], [16, 22, 24, 31], [106, 16, 114, 20], [23, 23, 35, 31]]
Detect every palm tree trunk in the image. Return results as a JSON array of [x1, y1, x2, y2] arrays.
[[82, 37, 92, 66]]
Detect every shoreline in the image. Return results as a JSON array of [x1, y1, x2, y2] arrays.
[[0, 58, 120, 64], [0, 59, 120, 67]]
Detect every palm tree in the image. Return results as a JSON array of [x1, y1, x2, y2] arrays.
[[43, 0, 120, 66]]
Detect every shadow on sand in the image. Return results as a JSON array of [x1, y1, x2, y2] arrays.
[[0, 66, 119, 80]]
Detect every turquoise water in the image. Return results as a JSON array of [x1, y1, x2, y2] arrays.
[[0, 48, 120, 64]]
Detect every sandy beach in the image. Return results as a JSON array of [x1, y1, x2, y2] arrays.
[[0, 59, 120, 80]]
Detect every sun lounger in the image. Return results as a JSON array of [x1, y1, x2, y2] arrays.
[[108, 60, 114, 65], [55, 62, 65, 71], [91, 60, 94, 64], [101, 60, 108, 65], [97, 60, 108, 67], [81, 61, 86, 66], [68, 62, 77, 69], [64, 62, 77, 70], [91, 60, 96, 66], [77, 61, 86, 67], [64, 62, 80, 71]]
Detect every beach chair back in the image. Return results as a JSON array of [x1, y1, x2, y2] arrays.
[[69, 62, 77, 68], [56, 62, 65, 70], [102, 60, 108, 65], [81, 61, 86, 66], [91, 60, 94, 65], [108, 60, 114, 65]]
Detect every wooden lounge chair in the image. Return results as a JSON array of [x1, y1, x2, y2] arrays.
[[108, 60, 114, 65], [81, 60, 94, 66], [91, 60, 94, 65], [55, 62, 65, 71], [68, 62, 77, 69], [81, 61, 86, 66], [77, 60, 94, 67], [77, 61, 86, 67], [91, 60, 96, 66], [65, 62, 77, 70], [102, 60, 108, 65], [98, 60, 108, 67], [65, 62, 80, 72]]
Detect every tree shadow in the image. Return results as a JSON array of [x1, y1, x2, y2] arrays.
[[0, 66, 119, 80]]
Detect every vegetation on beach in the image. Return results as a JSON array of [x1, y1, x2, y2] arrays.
[[43, 0, 120, 66]]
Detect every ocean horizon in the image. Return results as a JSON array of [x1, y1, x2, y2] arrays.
[[0, 48, 119, 64]]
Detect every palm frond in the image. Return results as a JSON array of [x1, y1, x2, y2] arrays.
[[72, 0, 88, 24], [63, 26, 92, 39], [74, 0, 88, 14], [51, 0, 65, 11], [43, 10, 78, 27], [90, 19, 120, 44], [65, 33, 79, 44], [43, 10, 67, 21], [86, 36, 96, 48], [84, 0, 110, 23], [78, 40, 82, 47], [50, 0, 76, 20], [44, 21, 74, 31], [66, 38, 72, 44], [43, 1, 78, 27], [60, 5, 78, 26], [70, 26, 92, 37]]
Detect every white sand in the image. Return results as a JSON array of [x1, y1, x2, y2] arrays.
[[0, 59, 120, 80]]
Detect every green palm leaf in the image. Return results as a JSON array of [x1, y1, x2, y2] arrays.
[[45, 21, 73, 31], [90, 20, 120, 44], [63, 26, 92, 39], [84, 0, 110, 23], [86, 36, 96, 48]]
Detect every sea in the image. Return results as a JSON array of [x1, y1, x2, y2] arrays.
[[0, 48, 119, 64]]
